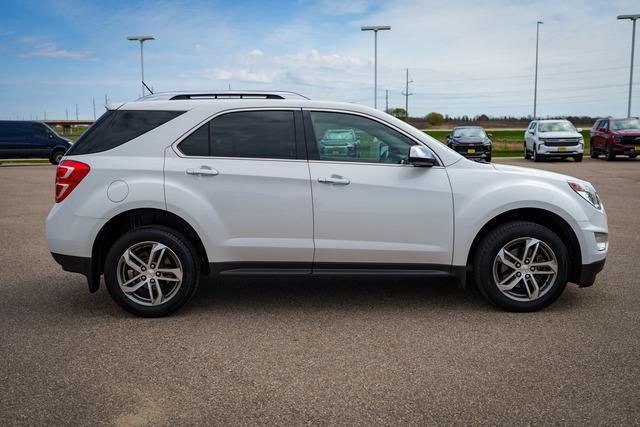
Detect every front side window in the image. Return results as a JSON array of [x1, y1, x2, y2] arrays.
[[67, 110, 185, 155], [178, 110, 297, 159], [307, 111, 415, 164], [31, 123, 48, 140]]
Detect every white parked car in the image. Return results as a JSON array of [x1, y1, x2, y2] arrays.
[[46, 91, 607, 316], [524, 119, 584, 162]]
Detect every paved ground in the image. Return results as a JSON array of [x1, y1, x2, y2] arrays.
[[1, 158, 639, 425]]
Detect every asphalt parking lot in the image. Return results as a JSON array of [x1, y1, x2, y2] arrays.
[[1, 157, 639, 425]]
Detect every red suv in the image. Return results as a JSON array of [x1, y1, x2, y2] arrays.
[[590, 117, 640, 160]]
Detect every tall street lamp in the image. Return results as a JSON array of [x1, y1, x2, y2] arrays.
[[361, 25, 391, 109], [617, 14, 639, 117], [127, 35, 155, 97], [533, 21, 543, 119]]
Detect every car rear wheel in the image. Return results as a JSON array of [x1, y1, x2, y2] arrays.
[[50, 150, 65, 165], [104, 226, 200, 317], [473, 221, 569, 311], [605, 143, 616, 161]]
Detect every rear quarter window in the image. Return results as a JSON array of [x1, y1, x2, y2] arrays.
[[66, 110, 185, 155]]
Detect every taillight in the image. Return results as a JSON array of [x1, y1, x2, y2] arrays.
[[55, 160, 90, 203]]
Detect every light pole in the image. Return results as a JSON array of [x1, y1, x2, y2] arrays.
[[127, 35, 155, 97], [617, 14, 639, 117], [533, 21, 543, 119], [361, 25, 390, 109]]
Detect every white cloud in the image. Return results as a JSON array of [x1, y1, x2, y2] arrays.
[[26, 42, 88, 59]]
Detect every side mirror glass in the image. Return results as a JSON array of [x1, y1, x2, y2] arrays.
[[48, 132, 53, 139], [409, 145, 436, 167]]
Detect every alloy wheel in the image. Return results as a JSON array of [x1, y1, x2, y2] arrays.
[[116, 241, 183, 306], [492, 237, 558, 302]]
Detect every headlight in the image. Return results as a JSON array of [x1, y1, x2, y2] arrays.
[[483, 139, 491, 146], [568, 181, 602, 210]]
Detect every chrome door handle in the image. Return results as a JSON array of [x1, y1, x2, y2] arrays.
[[186, 167, 219, 176], [318, 176, 350, 185]]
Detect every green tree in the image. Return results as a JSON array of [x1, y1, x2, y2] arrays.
[[389, 108, 407, 119], [425, 112, 444, 126]]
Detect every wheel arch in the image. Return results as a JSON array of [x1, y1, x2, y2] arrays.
[[90, 208, 209, 292], [465, 207, 582, 285]]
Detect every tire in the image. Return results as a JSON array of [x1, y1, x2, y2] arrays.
[[605, 144, 616, 161], [473, 221, 569, 312], [104, 226, 200, 317], [50, 150, 65, 165], [630, 154, 637, 159], [533, 145, 543, 162], [589, 140, 598, 158], [524, 142, 531, 159], [485, 154, 492, 162], [574, 154, 583, 162]]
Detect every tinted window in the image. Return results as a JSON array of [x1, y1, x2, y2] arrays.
[[178, 111, 296, 159], [32, 123, 48, 140], [67, 110, 185, 155], [308, 111, 415, 164], [178, 123, 210, 157]]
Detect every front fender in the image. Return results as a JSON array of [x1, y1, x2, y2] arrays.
[[447, 164, 591, 266]]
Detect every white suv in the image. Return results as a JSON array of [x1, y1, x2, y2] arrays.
[[46, 91, 608, 317], [524, 119, 585, 162]]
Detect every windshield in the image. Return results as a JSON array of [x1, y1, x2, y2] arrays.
[[452, 128, 486, 138], [538, 121, 575, 133], [324, 130, 355, 140], [611, 118, 640, 130]]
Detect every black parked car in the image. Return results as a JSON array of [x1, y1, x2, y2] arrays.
[[446, 126, 493, 162], [0, 121, 72, 164]]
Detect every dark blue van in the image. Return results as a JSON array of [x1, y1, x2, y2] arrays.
[[0, 121, 72, 164]]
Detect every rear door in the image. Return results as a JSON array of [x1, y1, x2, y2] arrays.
[[164, 109, 314, 272], [304, 110, 453, 269]]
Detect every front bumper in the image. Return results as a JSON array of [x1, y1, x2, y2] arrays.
[[449, 144, 491, 159], [538, 143, 583, 156], [576, 258, 606, 287]]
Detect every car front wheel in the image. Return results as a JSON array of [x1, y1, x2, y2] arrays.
[[473, 221, 569, 311], [104, 226, 200, 317]]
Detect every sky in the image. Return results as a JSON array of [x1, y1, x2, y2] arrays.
[[0, 0, 638, 120]]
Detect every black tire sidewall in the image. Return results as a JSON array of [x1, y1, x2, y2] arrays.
[[104, 226, 200, 317], [50, 150, 65, 165], [474, 221, 569, 312]]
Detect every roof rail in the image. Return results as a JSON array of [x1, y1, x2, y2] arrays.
[[139, 90, 309, 101]]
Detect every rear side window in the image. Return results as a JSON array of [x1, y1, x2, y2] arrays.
[[67, 110, 185, 155], [178, 110, 296, 159]]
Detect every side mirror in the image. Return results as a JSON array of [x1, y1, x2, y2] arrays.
[[598, 127, 606, 133], [48, 132, 54, 139], [446, 134, 451, 139], [576, 127, 583, 133], [409, 145, 436, 167], [487, 133, 494, 139], [528, 129, 535, 134]]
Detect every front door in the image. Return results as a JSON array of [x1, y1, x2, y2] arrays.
[[304, 110, 454, 269], [164, 109, 314, 272]]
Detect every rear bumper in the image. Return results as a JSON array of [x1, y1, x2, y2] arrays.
[[51, 252, 100, 293], [576, 258, 606, 287]]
